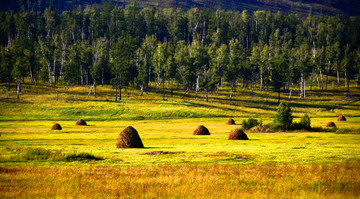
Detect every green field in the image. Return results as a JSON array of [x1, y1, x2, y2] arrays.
[[1, 82, 360, 198]]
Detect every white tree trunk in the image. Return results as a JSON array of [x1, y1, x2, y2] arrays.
[[230, 81, 234, 100], [344, 70, 347, 88], [195, 75, 199, 98]]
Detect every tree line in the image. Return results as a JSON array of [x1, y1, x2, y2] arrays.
[[1, 2, 360, 102]]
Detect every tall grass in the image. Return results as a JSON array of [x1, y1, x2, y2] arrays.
[[1, 163, 359, 198]]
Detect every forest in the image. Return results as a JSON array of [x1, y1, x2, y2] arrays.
[[1, 1, 360, 102]]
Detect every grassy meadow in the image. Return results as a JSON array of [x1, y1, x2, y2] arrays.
[[0, 80, 360, 198]]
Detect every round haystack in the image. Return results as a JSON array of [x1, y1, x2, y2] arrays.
[[75, 119, 87, 125], [116, 126, 144, 148], [326, 121, 336, 128], [337, 115, 346, 121], [226, 118, 235, 125], [228, 129, 249, 140], [51, 123, 62, 130], [193, 125, 210, 135]]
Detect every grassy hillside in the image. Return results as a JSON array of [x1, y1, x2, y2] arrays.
[[113, 0, 360, 16], [1, 0, 359, 16], [0, 81, 360, 198]]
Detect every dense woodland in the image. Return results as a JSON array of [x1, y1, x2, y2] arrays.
[[1, 2, 360, 102]]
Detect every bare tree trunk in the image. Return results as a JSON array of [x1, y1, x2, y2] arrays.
[[87, 82, 95, 98], [119, 73, 122, 101], [337, 70, 340, 86], [310, 68, 314, 90], [326, 61, 330, 90], [29, 66, 34, 84], [260, 72, 263, 91], [304, 76, 306, 98], [320, 68, 324, 91], [60, 56, 64, 85], [230, 81, 234, 101], [345, 70, 347, 88], [195, 75, 199, 98], [289, 83, 293, 99], [17, 82, 20, 100], [101, 68, 104, 87], [115, 81, 118, 102], [94, 83, 97, 98], [356, 74, 359, 87], [171, 78, 173, 97], [53, 57, 56, 85], [80, 63, 83, 86], [163, 76, 165, 101], [300, 74, 303, 98], [140, 85, 144, 96], [181, 87, 189, 99], [56, 90, 58, 101], [48, 63, 52, 86]]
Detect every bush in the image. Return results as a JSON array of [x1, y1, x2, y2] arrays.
[[64, 152, 103, 161], [299, 114, 311, 130], [273, 103, 293, 130], [242, 118, 259, 130]]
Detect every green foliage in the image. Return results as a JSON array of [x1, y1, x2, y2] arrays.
[[64, 152, 103, 161], [273, 103, 293, 130], [242, 118, 259, 130], [335, 128, 350, 134], [300, 114, 311, 130]]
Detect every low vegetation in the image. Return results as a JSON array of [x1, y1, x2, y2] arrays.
[[0, 79, 359, 198]]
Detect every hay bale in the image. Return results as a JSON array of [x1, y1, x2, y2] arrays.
[[51, 123, 62, 130], [193, 125, 210, 135], [75, 119, 87, 125], [116, 126, 144, 148], [228, 129, 249, 140], [326, 121, 336, 127], [226, 118, 235, 125], [337, 115, 346, 121]]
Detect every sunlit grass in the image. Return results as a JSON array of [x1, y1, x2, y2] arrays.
[[0, 80, 359, 198]]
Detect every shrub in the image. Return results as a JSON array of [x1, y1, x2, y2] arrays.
[[299, 114, 311, 130], [273, 103, 293, 130], [335, 128, 350, 134], [242, 118, 259, 130], [64, 152, 103, 161]]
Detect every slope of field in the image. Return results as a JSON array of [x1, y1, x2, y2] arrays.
[[0, 81, 360, 198]]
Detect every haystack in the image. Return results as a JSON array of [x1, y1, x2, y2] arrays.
[[193, 125, 210, 135], [226, 118, 235, 125], [75, 119, 87, 125], [228, 129, 249, 140], [337, 115, 346, 121], [51, 123, 62, 130], [326, 121, 336, 127], [116, 126, 144, 148]]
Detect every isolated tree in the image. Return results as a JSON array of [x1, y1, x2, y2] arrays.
[[273, 102, 293, 130]]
